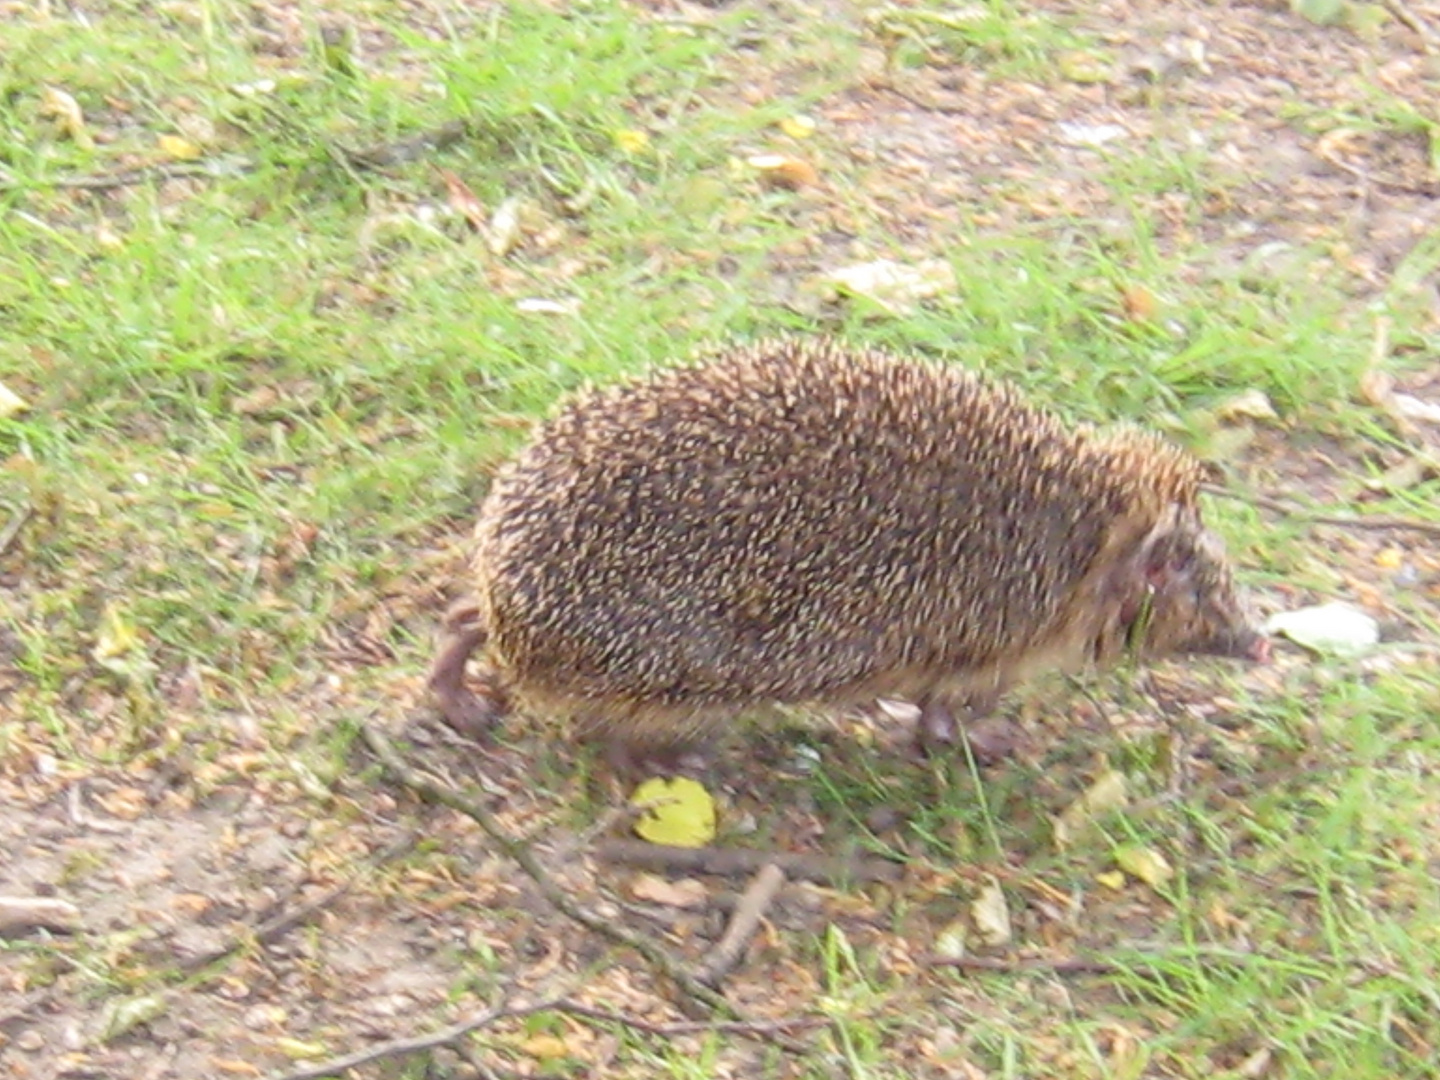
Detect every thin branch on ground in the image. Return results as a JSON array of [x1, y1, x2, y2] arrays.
[[178, 831, 418, 974], [876, 82, 966, 115], [0, 159, 257, 192], [0, 120, 469, 193], [361, 721, 733, 1017], [695, 863, 785, 988], [593, 838, 903, 884], [268, 994, 822, 1080], [1314, 147, 1439, 196], [926, 945, 1321, 977], [1383, 0, 1440, 52], [0, 504, 35, 556], [1203, 484, 1440, 539], [268, 996, 563, 1080], [549, 1000, 824, 1040]]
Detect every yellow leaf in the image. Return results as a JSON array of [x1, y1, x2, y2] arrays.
[[631, 776, 716, 848], [0, 381, 29, 419], [614, 128, 649, 154], [94, 604, 141, 661], [1096, 870, 1127, 891], [1375, 547, 1404, 571], [158, 134, 203, 160], [1115, 845, 1174, 888], [520, 1034, 571, 1060], [779, 114, 816, 138], [275, 1037, 327, 1059]]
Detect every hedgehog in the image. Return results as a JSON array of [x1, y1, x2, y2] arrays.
[[428, 337, 1267, 763]]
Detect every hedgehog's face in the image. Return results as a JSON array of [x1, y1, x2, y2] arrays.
[[1114, 512, 1270, 665]]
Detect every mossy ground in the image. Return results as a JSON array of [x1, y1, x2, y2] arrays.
[[3, 1, 1439, 1077]]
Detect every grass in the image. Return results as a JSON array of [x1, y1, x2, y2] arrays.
[[3, 1, 1439, 1078]]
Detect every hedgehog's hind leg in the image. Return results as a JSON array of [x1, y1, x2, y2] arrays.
[[428, 599, 508, 737]]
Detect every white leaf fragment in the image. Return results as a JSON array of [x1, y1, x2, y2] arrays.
[[1264, 602, 1378, 658], [1057, 121, 1127, 147]]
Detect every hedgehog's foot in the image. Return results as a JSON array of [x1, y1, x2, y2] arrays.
[[427, 599, 505, 737], [915, 692, 1020, 765]]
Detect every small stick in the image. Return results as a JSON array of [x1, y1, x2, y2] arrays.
[[267, 996, 821, 1080], [1383, 0, 1440, 52], [0, 896, 81, 936], [927, 945, 1290, 976], [268, 997, 563, 1080], [694, 863, 786, 988], [361, 722, 733, 1017], [594, 839, 903, 885], [549, 1000, 823, 1039], [0, 120, 470, 194], [0, 503, 34, 556]]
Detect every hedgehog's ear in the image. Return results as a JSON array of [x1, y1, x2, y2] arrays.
[[1132, 503, 1200, 592]]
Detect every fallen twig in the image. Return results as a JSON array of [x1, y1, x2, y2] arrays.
[[269, 996, 563, 1080], [0, 120, 470, 194], [1203, 484, 1440, 539], [594, 838, 903, 885], [361, 722, 733, 1017], [0, 896, 82, 936], [1383, 0, 1440, 53], [926, 945, 1318, 977], [0, 159, 256, 192], [695, 863, 785, 988], [0, 504, 34, 557], [268, 995, 821, 1080]]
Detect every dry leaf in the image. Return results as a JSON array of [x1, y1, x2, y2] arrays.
[[1374, 547, 1404, 571], [779, 114, 817, 138], [1115, 845, 1175, 888], [0, 381, 30, 419], [94, 604, 141, 661], [1054, 769, 1129, 848], [933, 919, 967, 959], [1264, 602, 1378, 657], [436, 168, 487, 233], [970, 875, 1012, 947], [487, 196, 524, 257], [1120, 284, 1158, 322], [614, 128, 649, 154], [520, 1034, 572, 1061], [1215, 389, 1279, 423], [97, 994, 167, 1042], [158, 134, 203, 160], [628, 873, 708, 908], [274, 1037, 327, 1059], [516, 297, 579, 315], [823, 258, 956, 317], [40, 86, 94, 149], [747, 153, 819, 190]]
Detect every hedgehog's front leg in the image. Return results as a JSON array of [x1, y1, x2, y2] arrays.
[[427, 599, 506, 736]]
